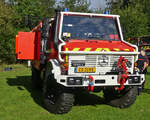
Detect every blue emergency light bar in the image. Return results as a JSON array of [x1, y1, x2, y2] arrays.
[[63, 8, 69, 12], [104, 10, 110, 14]]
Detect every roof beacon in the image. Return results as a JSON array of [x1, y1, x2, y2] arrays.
[[63, 8, 69, 12], [104, 10, 110, 14]]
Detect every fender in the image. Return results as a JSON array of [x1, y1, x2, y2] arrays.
[[49, 59, 61, 80]]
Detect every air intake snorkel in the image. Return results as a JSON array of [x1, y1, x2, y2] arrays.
[[54, 9, 61, 50]]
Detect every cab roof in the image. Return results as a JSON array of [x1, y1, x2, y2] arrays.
[[60, 11, 120, 18]]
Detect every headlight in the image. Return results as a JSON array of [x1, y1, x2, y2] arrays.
[[67, 77, 83, 85], [98, 55, 109, 67]]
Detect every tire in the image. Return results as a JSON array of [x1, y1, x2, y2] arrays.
[[31, 66, 43, 89], [93, 87, 102, 93], [43, 63, 74, 114], [103, 86, 138, 108]]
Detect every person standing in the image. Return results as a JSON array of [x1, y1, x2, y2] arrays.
[[137, 49, 149, 74], [136, 49, 149, 90]]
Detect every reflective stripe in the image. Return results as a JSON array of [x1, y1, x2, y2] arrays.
[[66, 56, 68, 62], [65, 48, 68, 62], [65, 48, 133, 52], [103, 48, 110, 51], [138, 59, 145, 61], [73, 48, 80, 51], [65, 48, 69, 51], [124, 49, 129, 51], [84, 48, 91, 51], [96, 48, 102, 51], [114, 48, 120, 51]]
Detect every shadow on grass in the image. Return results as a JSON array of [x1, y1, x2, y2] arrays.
[[146, 72, 150, 75], [143, 88, 150, 94], [7, 76, 43, 107], [6, 76, 105, 108], [74, 91, 105, 106]]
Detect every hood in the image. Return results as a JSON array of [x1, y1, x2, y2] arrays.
[[64, 40, 136, 52]]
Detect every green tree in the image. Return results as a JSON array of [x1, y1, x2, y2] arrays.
[[9, 0, 55, 29], [0, 1, 16, 63], [114, 6, 149, 39], [108, 0, 150, 39], [0, 0, 92, 64]]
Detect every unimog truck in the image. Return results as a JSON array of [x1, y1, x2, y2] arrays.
[[15, 10, 145, 114]]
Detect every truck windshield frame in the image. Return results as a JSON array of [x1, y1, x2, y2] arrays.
[[61, 15, 121, 41]]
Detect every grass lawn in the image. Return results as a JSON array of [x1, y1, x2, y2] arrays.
[[0, 64, 150, 120]]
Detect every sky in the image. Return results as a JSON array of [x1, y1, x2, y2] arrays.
[[89, 0, 107, 10]]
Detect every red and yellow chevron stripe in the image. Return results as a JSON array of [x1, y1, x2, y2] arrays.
[[65, 48, 135, 52]]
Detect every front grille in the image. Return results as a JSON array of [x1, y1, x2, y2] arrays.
[[84, 55, 133, 67], [85, 55, 97, 66], [69, 55, 134, 74], [109, 55, 133, 67]]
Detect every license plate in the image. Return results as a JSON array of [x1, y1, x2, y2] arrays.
[[75, 67, 96, 73]]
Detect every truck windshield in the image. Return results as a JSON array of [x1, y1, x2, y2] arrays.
[[61, 15, 120, 41]]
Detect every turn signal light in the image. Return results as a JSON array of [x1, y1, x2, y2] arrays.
[[62, 63, 68, 68]]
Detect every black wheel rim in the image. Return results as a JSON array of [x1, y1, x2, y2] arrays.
[[46, 88, 59, 105]]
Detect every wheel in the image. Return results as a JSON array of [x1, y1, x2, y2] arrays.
[[43, 63, 74, 114], [103, 86, 138, 108], [31, 66, 43, 89]]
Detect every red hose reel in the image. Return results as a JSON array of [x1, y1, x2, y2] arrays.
[[117, 56, 129, 91], [88, 56, 129, 92]]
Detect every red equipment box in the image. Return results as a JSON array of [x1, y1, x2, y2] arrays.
[[15, 32, 36, 60]]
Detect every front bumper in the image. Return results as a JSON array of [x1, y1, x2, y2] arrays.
[[55, 74, 145, 87]]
